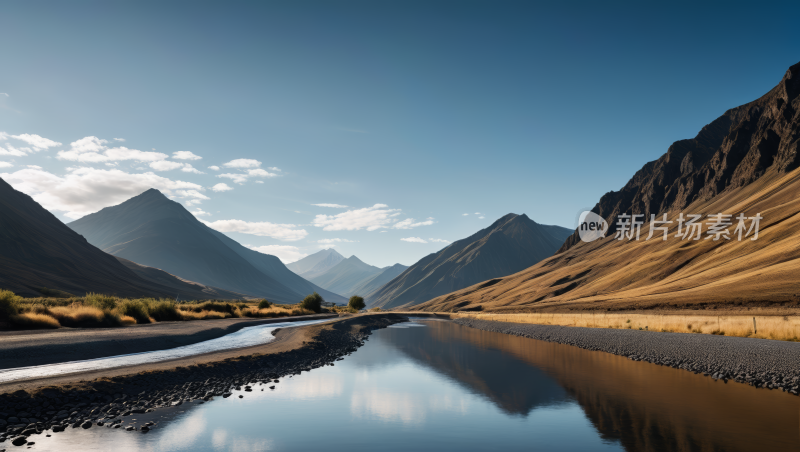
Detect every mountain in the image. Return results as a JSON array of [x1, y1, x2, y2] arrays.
[[0, 177, 240, 299], [413, 61, 800, 313], [348, 263, 408, 299], [67, 189, 345, 304], [369, 214, 573, 309], [308, 255, 383, 297], [287, 249, 345, 279]]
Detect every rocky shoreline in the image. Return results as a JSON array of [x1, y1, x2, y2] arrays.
[[0, 314, 405, 448], [454, 318, 800, 395]]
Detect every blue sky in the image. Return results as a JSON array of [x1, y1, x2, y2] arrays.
[[1, 1, 798, 266]]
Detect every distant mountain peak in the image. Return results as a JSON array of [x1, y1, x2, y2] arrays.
[[136, 188, 170, 201]]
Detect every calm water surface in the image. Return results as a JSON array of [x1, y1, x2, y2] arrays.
[[26, 320, 800, 452]]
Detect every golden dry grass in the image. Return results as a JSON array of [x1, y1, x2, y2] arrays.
[[11, 312, 61, 329], [453, 312, 800, 341], [0, 290, 320, 330], [241, 305, 314, 318], [178, 309, 232, 320]]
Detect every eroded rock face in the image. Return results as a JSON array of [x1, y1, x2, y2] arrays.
[[560, 61, 800, 252]]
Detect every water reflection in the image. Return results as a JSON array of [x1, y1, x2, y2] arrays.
[[393, 321, 800, 452], [376, 321, 571, 415], [25, 320, 798, 452]]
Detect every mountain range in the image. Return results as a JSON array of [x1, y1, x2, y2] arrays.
[[287, 248, 345, 280], [0, 178, 242, 299], [67, 189, 345, 304], [413, 60, 800, 312], [289, 250, 408, 299], [369, 213, 573, 309]]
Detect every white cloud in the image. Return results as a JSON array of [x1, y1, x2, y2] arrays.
[[268, 167, 281, 171], [203, 219, 308, 241], [208, 165, 220, 171], [313, 204, 401, 231], [26, 165, 42, 169], [11, 133, 62, 150], [0, 145, 27, 157], [393, 217, 435, 229], [113, 138, 125, 142], [246, 244, 308, 264], [0, 132, 8, 140], [247, 168, 278, 178], [401, 237, 427, 243], [181, 164, 204, 174], [0, 93, 8, 97], [255, 180, 264, 184], [173, 151, 202, 160], [218, 173, 249, 184], [0, 161, 12, 168], [174, 189, 209, 201], [462, 213, 469, 216], [149, 160, 185, 171], [475, 212, 481, 215], [58, 136, 168, 163], [313, 203, 348, 208], [429, 238, 451, 244], [223, 158, 261, 168], [191, 208, 211, 217], [1, 167, 207, 219], [479, 216, 485, 219], [211, 183, 233, 192], [317, 238, 358, 244]]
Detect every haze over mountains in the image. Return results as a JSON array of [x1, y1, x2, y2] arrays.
[[287, 249, 345, 280], [0, 178, 241, 299], [67, 189, 345, 304], [414, 61, 800, 313], [290, 250, 408, 299], [370, 213, 573, 309]]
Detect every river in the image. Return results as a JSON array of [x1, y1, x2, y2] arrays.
[[22, 319, 799, 451]]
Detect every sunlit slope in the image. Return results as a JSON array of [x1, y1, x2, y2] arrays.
[[413, 62, 800, 312], [412, 167, 800, 312]]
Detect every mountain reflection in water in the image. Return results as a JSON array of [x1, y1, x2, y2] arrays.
[[384, 321, 799, 452]]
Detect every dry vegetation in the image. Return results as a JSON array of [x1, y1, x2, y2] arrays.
[[0, 289, 316, 330], [452, 312, 800, 341]]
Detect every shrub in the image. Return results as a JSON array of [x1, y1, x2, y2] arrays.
[[0, 289, 21, 321], [258, 299, 271, 309], [117, 300, 151, 324], [48, 306, 123, 328], [145, 300, 181, 322], [348, 296, 366, 311], [12, 312, 60, 329], [301, 292, 323, 313], [182, 301, 238, 315], [84, 293, 119, 311], [179, 309, 230, 320]]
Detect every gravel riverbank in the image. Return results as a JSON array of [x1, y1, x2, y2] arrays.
[[0, 315, 405, 447], [454, 318, 800, 395]]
